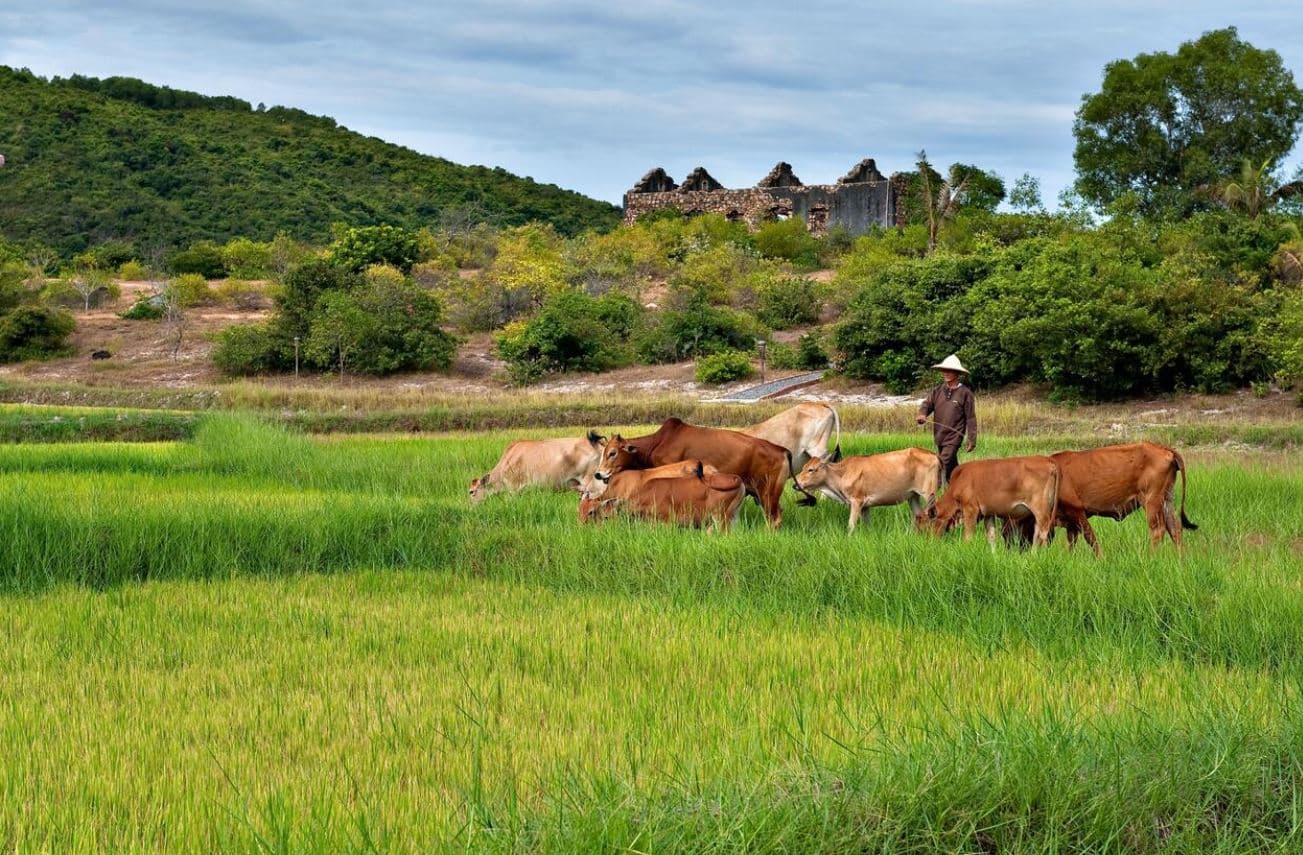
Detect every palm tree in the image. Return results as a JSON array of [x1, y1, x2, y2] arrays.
[[1208, 158, 1303, 219], [915, 150, 971, 252]]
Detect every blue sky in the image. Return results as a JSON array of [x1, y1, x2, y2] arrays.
[[3, 1, 1301, 206]]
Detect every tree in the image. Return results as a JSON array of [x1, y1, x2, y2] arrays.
[[914, 151, 972, 253], [1008, 174, 1043, 212], [1073, 28, 1303, 215], [69, 268, 115, 311], [1204, 158, 1303, 219], [328, 225, 420, 273]]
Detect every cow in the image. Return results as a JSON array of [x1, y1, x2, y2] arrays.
[[578, 463, 746, 530], [594, 418, 792, 528], [742, 403, 842, 506], [469, 431, 604, 502], [579, 458, 720, 501], [793, 448, 940, 532], [919, 455, 1060, 546], [1004, 442, 1197, 554]]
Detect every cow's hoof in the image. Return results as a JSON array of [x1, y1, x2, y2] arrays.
[[796, 495, 818, 507]]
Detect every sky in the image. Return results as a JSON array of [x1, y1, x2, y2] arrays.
[[3, 1, 1302, 207]]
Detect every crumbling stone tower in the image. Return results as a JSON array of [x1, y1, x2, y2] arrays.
[[623, 158, 904, 235]]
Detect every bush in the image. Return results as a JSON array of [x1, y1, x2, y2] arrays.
[[304, 278, 456, 376], [169, 241, 228, 278], [496, 290, 640, 384], [0, 306, 75, 362], [755, 217, 821, 269], [795, 333, 830, 369], [1264, 288, 1303, 388], [120, 299, 165, 320], [214, 278, 265, 310], [74, 240, 135, 272], [328, 225, 421, 273], [167, 273, 215, 307], [274, 259, 362, 341], [221, 237, 274, 279], [754, 274, 823, 329], [695, 350, 754, 385], [636, 290, 767, 363], [212, 324, 280, 376], [117, 260, 147, 280]]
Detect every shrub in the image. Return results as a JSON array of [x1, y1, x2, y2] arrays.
[[488, 223, 572, 305], [669, 244, 754, 305], [74, 240, 135, 272], [117, 260, 147, 280], [695, 350, 754, 385], [220, 237, 274, 279], [214, 278, 265, 310], [212, 324, 280, 376], [274, 259, 362, 341], [1264, 288, 1303, 388], [636, 291, 767, 363], [328, 225, 420, 273], [496, 290, 639, 384], [755, 217, 821, 269], [169, 241, 228, 278], [795, 333, 830, 369], [754, 273, 823, 329], [766, 341, 799, 370], [0, 306, 75, 362], [304, 278, 456, 376], [167, 273, 215, 307], [120, 299, 165, 320]]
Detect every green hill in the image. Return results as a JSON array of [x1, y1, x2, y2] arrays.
[[0, 67, 621, 256]]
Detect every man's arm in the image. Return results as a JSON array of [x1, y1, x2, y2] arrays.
[[916, 388, 934, 424], [964, 390, 977, 451]]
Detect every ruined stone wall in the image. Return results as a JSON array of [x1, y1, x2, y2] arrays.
[[623, 180, 896, 236]]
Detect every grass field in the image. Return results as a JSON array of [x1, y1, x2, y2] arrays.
[[2, 415, 1302, 851]]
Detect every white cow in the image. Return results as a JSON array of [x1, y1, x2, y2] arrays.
[[741, 402, 841, 505], [469, 432, 604, 502]]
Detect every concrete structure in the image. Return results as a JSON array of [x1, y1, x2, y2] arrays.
[[623, 158, 905, 235]]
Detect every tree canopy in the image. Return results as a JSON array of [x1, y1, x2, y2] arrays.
[[1073, 28, 1303, 216]]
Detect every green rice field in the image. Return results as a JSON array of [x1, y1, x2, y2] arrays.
[[2, 413, 1302, 851]]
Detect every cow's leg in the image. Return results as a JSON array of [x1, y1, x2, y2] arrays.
[[762, 481, 784, 530], [986, 518, 999, 548], [1162, 498, 1184, 551], [1144, 501, 1166, 550], [961, 507, 978, 541]]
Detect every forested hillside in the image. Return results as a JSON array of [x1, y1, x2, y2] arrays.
[[0, 67, 620, 256]]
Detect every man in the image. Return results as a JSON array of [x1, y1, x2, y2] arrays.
[[915, 354, 977, 483]]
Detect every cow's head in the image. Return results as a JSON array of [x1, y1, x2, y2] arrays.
[[468, 472, 493, 503], [794, 456, 832, 492], [578, 495, 620, 523], [577, 473, 608, 500], [595, 434, 646, 481]]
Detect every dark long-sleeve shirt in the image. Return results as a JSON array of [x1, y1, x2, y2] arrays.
[[918, 382, 977, 448]]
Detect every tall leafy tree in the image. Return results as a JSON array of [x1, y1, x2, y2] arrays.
[[1074, 28, 1303, 216]]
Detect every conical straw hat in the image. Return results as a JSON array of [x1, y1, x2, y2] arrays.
[[930, 354, 969, 374]]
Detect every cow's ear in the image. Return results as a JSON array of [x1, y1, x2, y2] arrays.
[[831, 445, 843, 463], [623, 444, 637, 453]]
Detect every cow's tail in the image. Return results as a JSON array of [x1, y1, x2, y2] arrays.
[[785, 448, 796, 480], [828, 404, 842, 462], [1173, 451, 1197, 530]]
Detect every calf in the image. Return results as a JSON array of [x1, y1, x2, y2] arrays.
[[920, 455, 1060, 546], [794, 448, 940, 532], [469, 431, 603, 502], [578, 464, 746, 530], [1006, 442, 1196, 553], [594, 418, 791, 528], [579, 459, 719, 500]]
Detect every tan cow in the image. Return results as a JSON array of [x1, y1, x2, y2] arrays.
[[794, 448, 940, 532], [469, 431, 604, 502], [742, 403, 840, 506], [1005, 442, 1197, 554], [579, 466, 747, 530], [920, 455, 1060, 546]]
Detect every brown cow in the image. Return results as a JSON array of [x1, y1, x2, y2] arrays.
[[578, 465, 747, 530], [469, 431, 603, 502], [919, 455, 1060, 546], [794, 448, 940, 532], [593, 418, 791, 528], [1006, 442, 1197, 554], [579, 459, 720, 501]]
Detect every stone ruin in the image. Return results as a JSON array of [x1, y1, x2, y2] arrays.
[[623, 157, 906, 235]]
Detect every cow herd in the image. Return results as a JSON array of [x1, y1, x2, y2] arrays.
[[468, 403, 1197, 553]]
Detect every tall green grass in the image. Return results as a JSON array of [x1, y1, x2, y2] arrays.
[[1, 416, 1301, 850]]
